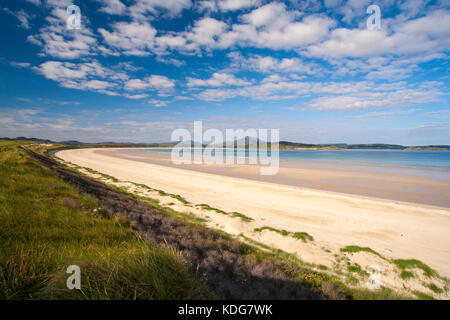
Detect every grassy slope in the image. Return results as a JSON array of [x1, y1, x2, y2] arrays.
[[0, 141, 206, 300]]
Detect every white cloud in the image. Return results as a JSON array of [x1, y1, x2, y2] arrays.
[[197, 0, 261, 12], [27, 7, 98, 59], [25, 0, 41, 6], [308, 83, 442, 111], [219, 0, 261, 11], [129, 0, 192, 20], [222, 3, 335, 49], [229, 52, 326, 76], [187, 73, 251, 87], [124, 75, 175, 95], [99, 21, 157, 56], [97, 0, 127, 15], [146, 3, 335, 54], [148, 99, 169, 107], [306, 9, 450, 59], [10, 62, 32, 68], [3, 8, 33, 29], [185, 17, 228, 49], [33, 60, 128, 96]]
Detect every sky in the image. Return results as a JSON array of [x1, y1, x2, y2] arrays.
[[0, 0, 449, 145]]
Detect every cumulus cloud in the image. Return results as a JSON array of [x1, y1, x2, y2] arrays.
[[187, 73, 251, 87], [228, 52, 326, 76], [98, 21, 157, 56], [97, 0, 127, 15], [197, 0, 261, 12], [308, 82, 443, 111], [25, 0, 41, 6], [3, 8, 33, 29], [27, 7, 99, 59], [104, 3, 335, 56], [305, 9, 450, 59], [33, 59, 176, 98], [128, 0, 192, 20], [124, 75, 175, 97], [33, 60, 122, 95]]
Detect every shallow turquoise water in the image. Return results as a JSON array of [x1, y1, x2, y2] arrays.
[[134, 148, 450, 170]]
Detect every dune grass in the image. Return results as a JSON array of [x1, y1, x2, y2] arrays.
[[340, 245, 383, 258], [292, 232, 314, 243], [393, 259, 436, 278], [400, 270, 415, 280], [254, 226, 314, 242], [0, 143, 206, 300]]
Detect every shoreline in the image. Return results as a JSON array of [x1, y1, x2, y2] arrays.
[[98, 148, 450, 208]]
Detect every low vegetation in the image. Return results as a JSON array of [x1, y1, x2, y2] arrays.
[[292, 232, 314, 243], [400, 270, 415, 280], [254, 226, 314, 243], [393, 259, 436, 278], [340, 245, 383, 258]]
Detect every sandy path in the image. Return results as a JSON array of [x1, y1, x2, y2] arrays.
[[57, 148, 450, 278]]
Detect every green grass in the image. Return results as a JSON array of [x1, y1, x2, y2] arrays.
[[413, 291, 434, 300], [346, 275, 359, 286], [195, 204, 228, 215], [0, 144, 207, 300], [400, 270, 415, 280], [194, 205, 253, 222], [230, 212, 254, 222], [427, 283, 443, 294], [347, 263, 369, 277], [254, 227, 313, 242], [340, 245, 383, 258], [393, 259, 436, 278], [254, 226, 288, 235], [292, 232, 314, 243]]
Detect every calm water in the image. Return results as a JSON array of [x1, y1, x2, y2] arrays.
[[134, 148, 450, 171]]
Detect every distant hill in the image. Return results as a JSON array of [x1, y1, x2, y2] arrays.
[[1, 137, 449, 150]]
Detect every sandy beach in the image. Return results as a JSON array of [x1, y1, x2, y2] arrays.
[[100, 148, 450, 208], [56, 148, 450, 287]]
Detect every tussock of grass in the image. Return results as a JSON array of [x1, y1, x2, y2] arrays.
[[0, 145, 205, 300], [254, 226, 288, 235], [340, 245, 382, 258], [230, 212, 254, 222], [393, 259, 436, 278], [347, 263, 369, 277], [292, 232, 314, 243], [195, 204, 253, 222], [195, 204, 227, 215], [413, 290, 434, 300], [400, 270, 415, 280], [427, 283, 443, 294], [254, 227, 313, 242]]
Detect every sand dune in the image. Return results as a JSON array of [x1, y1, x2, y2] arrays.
[[57, 148, 450, 280]]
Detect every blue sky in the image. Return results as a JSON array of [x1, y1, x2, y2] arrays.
[[0, 0, 449, 144]]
